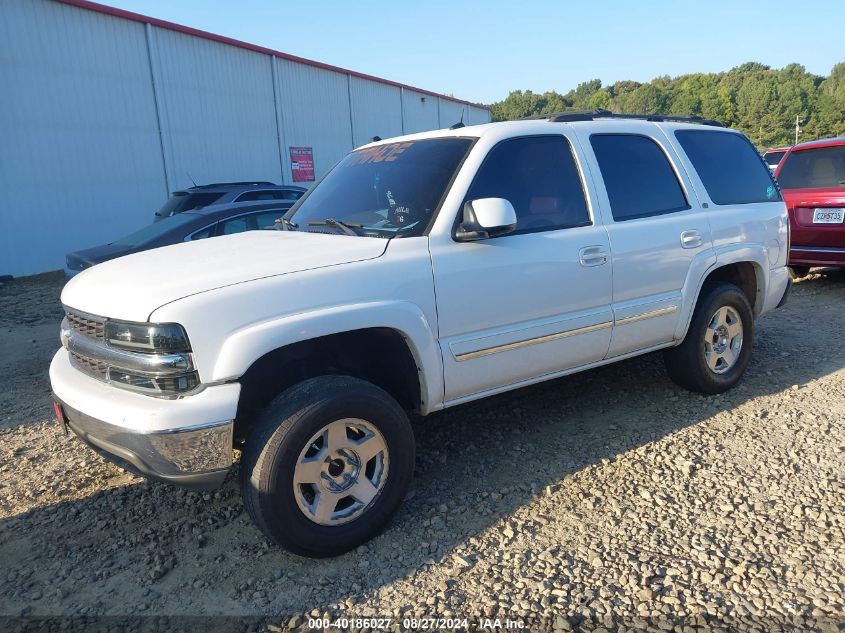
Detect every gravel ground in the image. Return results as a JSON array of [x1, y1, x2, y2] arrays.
[[0, 270, 843, 631]]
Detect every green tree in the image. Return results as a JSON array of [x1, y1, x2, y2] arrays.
[[487, 61, 845, 148], [567, 79, 602, 109], [489, 89, 570, 121], [587, 89, 611, 111]]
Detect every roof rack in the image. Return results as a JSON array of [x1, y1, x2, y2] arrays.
[[191, 181, 278, 189], [524, 109, 725, 127]]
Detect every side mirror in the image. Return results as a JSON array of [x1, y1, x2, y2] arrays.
[[455, 198, 518, 241]]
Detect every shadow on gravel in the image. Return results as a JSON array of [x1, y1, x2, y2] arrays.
[[0, 270, 843, 617]]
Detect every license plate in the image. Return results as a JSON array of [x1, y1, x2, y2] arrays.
[[812, 208, 844, 224]]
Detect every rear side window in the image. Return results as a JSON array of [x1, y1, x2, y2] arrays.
[[235, 190, 278, 202], [189, 225, 214, 241], [235, 190, 303, 202], [777, 145, 845, 190], [591, 134, 688, 221], [465, 135, 590, 234], [676, 130, 781, 204], [220, 216, 251, 235]]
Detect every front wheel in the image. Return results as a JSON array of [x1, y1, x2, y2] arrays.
[[663, 283, 754, 394], [240, 375, 415, 557]]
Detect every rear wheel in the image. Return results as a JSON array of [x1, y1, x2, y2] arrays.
[[240, 375, 415, 557], [664, 283, 754, 394]]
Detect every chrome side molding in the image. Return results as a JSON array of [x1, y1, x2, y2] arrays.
[[454, 304, 678, 362], [454, 321, 613, 362], [615, 305, 677, 326]]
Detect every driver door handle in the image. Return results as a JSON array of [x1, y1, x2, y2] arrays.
[[579, 245, 608, 267]]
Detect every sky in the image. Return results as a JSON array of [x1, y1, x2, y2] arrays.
[[97, 0, 845, 105]]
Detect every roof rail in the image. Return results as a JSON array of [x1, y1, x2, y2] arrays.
[[524, 109, 725, 127], [192, 181, 278, 189]]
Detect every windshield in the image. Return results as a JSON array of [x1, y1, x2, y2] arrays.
[[113, 213, 198, 247], [764, 151, 785, 167], [777, 146, 845, 189], [288, 138, 473, 238]]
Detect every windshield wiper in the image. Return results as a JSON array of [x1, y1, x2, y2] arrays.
[[307, 218, 362, 236]]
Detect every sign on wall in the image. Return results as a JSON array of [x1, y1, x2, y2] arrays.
[[289, 146, 315, 182]]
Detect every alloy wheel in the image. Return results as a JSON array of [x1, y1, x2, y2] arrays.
[[293, 418, 389, 526], [703, 306, 744, 374]]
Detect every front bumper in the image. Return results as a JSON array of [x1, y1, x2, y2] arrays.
[[50, 350, 240, 489]]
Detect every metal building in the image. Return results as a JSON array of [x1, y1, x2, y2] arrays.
[[0, 0, 490, 277]]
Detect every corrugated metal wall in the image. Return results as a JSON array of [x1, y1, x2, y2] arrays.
[[349, 77, 404, 147], [0, 0, 490, 276], [438, 99, 466, 130], [0, 0, 167, 277], [274, 59, 354, 179], [151, 28, 281, 192], [468, 105, 491, 126], [402, 89, 442, 134]]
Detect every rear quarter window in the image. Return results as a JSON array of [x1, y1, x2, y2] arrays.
[[675, 130, 781, 204]]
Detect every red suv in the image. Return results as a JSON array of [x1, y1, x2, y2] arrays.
[[774, 137, 845, 277]]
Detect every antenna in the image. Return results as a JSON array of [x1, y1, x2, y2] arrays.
[[186, 171, 197, 187], [449, 109, 465, 130]]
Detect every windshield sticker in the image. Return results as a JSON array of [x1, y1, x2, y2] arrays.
[[766, 185, 776, 199], [347, 142, 413, 166]]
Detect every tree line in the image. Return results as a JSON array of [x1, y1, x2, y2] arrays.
[[488, 62, 845, 149]]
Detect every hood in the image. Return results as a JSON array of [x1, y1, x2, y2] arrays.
[[62, 231, 388, 322], [68, 242, 137, 265]]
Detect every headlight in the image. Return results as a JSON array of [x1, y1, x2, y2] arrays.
[[105, 321, 191, 353], [100, 320, 197, 397]]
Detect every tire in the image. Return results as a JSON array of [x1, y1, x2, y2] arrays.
[[788, 265, 810, 279], [240, 375, 415, 557], [663, 282, 754, 394]]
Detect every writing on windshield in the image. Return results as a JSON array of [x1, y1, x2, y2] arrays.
[[289, 138, 473, 238]]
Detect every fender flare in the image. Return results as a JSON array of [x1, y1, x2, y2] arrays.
[[673, 243, 768, 341], [211, 300, 443, 414]]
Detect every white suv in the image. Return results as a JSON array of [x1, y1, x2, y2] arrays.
[[50, 113, 791, 557]]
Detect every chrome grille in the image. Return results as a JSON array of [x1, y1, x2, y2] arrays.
[[65, 309, 105, 340], [69, 351, 108, 380]]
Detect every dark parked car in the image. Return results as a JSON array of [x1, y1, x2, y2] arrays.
[[154, 181, 306, 222], [65, 201, 293, 276], [763, 146, 790, 172]]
